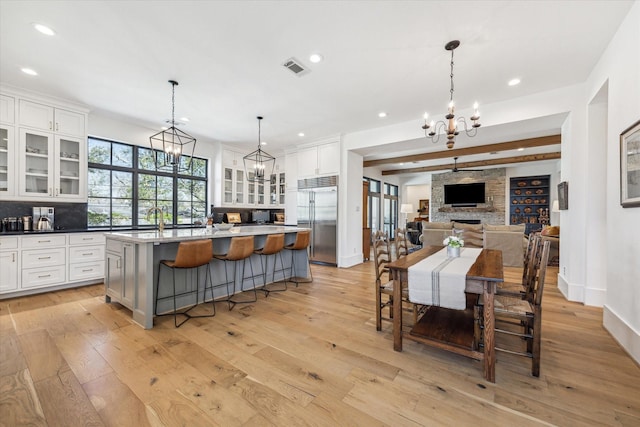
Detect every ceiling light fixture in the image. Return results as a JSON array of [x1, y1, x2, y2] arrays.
[[508, 78, 521, 86], [421, 40, 481, 149], [149, 80, 196, 172], [298, 132, 305, 137], [243, 116, 275, 183], [21, 67, 38, 76], [378, 112, 387, 118], [33, 23, 55, 36], [309, 53, 323, 63]]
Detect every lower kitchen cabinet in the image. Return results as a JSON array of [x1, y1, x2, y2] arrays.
[[0, 237, 19, 292], [105, 239, 135, 309], [0, 232, 105, 299]]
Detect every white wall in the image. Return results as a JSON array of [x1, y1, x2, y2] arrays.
[[339, 147, 364, 267], [584, 2, 640, 363]]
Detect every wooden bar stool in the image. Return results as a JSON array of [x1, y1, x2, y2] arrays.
[[254, 233, 287, 295], [213, 235, 257, 310], [283, 230, 313, 286], [154, 239, 215, 328]]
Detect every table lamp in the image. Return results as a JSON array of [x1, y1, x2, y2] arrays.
[[400, 203, 414, 226]]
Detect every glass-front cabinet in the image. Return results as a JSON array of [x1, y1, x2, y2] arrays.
[[223, 166, 246, 205], [0, 125, 14, 196], [19, 128, 84, 199]]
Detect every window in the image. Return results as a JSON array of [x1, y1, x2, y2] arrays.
[[364, 177, 381, 233], [87, 137, 208, 228], [383, 182, 398, 239]]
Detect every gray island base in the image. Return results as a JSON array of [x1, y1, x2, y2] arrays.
[[104, 226, 311, 329]]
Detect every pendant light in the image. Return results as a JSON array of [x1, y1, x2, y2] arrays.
[[243, 116, 275, 183], [149, 80, 196, 172], [421, 40, 481, 149]]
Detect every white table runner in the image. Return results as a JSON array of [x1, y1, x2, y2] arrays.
[[408, 247, 482, 310]]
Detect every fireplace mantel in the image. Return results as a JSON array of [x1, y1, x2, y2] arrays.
[[438, 206, 496, 213]]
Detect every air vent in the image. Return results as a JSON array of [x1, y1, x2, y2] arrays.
[[283, 57, 309, 76]]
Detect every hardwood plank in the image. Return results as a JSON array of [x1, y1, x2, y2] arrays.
[[83, 372, 152, 427], [0, 329, 27, 377], [34, 368, 104, 426], [53, 332, 113, 385], [0, 369, 46, 426], [18, 329, 70, 383], [146, 391, 221, 427]]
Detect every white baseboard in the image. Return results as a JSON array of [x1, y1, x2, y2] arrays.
[[584, 286, 606, 307], [603, 305, 640, 365], [557, 273, 585, 303], [339, 253, 364, 268]]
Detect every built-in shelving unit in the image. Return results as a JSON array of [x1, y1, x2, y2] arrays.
[[509, 175, 550, 234]]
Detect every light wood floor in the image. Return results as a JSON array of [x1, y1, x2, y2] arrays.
[[1, 262, 639, 426]]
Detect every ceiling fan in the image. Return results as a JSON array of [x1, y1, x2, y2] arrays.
[[450, 156, 485, 172]]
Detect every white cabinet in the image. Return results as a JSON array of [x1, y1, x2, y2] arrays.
[[0, 94, 15, 124], [68, 233, 105, 282], [1, 91, 88, 202], [0, 233, 104, 298], [18, 128, 85, 200], [21, 235, 67, 289], [222, 149, 247, 206], [0, 125, 15, 196], [297, 141, 339, 178], [105, 239, 135, 309], [268, 171, 286, 206], [0, 237, 19, 292], [19, 100, 85, 137]]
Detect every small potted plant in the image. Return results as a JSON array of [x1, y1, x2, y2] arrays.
[[443, 235, 464, 258]]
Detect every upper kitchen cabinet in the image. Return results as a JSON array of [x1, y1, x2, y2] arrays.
[[19, 100, 85, 137], [297, 141, 339, 178], [1, 89, 89, 202], [221, 149, 246, 206]]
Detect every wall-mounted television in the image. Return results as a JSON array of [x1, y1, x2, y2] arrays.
[[444, 182, 485, 206]]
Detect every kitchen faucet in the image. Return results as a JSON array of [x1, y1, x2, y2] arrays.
[[147, 206, 165, 232]]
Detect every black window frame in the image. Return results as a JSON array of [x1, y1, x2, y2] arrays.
[[87, 136, 208, 229]]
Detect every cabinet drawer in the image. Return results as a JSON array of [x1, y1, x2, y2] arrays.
[[0, 237, 18, 250], [22, 247, 66, 268], [69, 245, 104, 263], [69, 233, 106, 245], [106, 239, 122, 252], [22, 264, 66, 288], [21, 235, 66, 249], [69, 261, 105, 281]]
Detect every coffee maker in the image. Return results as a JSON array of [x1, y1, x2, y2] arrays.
[[33, 207, 55, 231]]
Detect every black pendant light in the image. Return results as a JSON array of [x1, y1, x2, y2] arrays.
[[243, 116, 275, 183], [149, 80, 196, 172]]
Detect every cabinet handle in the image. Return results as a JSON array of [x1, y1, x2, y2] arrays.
[[12, 253, 15, 262], [82, 238, 93, 241], [49, 121, 53, 130], [82, 268, 93, 272], [82, 252, 94, 256], [38, 274, 51, 278], [56, 122, 59, 131], [49, 187, 52, 196], [38, 256, 51, 260], [38, 240, 51, 243], [55, 188, 59, 196]]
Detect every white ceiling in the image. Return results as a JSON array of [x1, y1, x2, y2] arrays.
[[0, 0, 633, 169]]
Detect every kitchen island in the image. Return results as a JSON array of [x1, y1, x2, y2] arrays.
[[104, 226, 310, 329]]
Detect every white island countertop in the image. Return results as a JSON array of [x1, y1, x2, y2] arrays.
[[105, 225, 308, 244]]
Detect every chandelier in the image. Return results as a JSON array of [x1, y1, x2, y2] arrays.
[[243, 116, 275, 183], [422, 40, 481, 149], [149, 80, 196, 172]]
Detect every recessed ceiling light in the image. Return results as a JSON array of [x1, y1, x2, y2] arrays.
[[517, 148, 525, 151], [298, 132, 305, 137], [378, 112, 387, 118], [261, 141, 267, 146], [508, 78, 521, 86], [21, 68, 38, 76], [161, 126, 168, 130], [33, 23, 55, 36], [309, 53, 323, 63], [179, 117, 190, 122]]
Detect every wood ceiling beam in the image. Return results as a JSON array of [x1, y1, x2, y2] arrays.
[[363, 134, 561, 168], [381, 152, 562, 175]]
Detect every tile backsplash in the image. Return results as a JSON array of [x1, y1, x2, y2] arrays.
[[0, 201, 88, 230]]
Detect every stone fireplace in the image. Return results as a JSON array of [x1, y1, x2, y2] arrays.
[[431, 168, 506, 225]]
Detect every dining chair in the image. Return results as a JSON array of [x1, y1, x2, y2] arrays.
[[394, 228, 410, 259], [476, 239, 551, 377], [374, 230, 422, 331], [496, 232, 540, 299]]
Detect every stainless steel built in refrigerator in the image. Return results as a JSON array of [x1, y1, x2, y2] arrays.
[[297, 176, 337, 265]]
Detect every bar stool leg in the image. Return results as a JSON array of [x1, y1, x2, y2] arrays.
[[262, 250, 287, 295]]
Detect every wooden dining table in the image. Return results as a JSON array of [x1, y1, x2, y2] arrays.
[[388, 245, 503, 382]]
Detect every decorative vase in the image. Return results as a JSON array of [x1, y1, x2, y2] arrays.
[[447, 246, 460, 258]]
